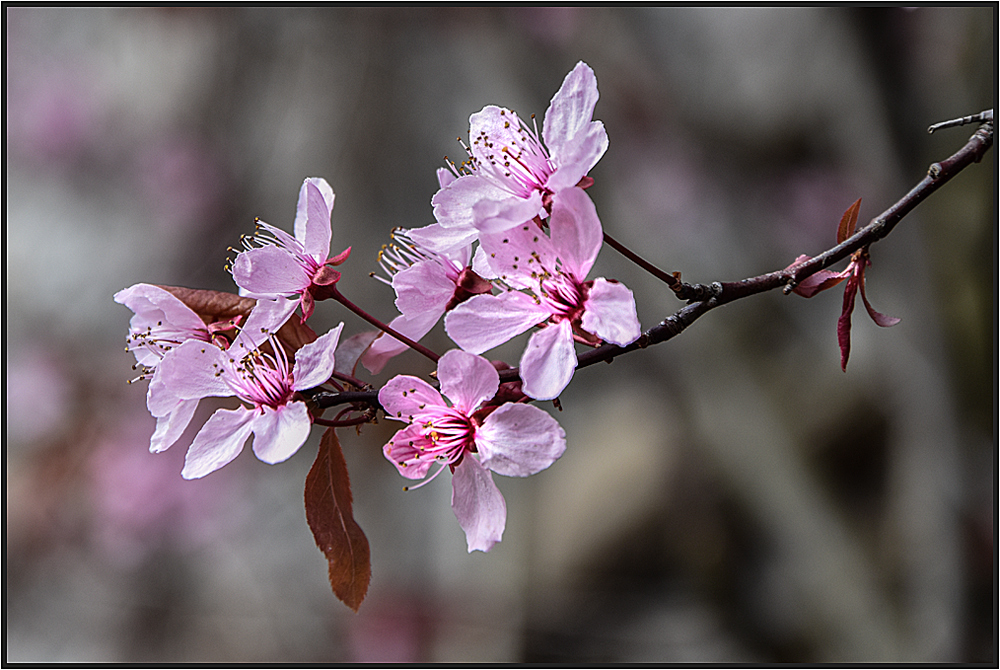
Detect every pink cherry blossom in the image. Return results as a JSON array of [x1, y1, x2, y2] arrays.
[[232, 177, 351, 323], [361, 227, 491, 374], [151, 307, 344, 479], [115, 283, 245, 454], [445, 187, 640, 400], [379, 349, 566, 552], [115, 283, 232, 371], [432, 61, 608, 235]]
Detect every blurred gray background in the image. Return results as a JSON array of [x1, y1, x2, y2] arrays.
[[5, 6, 995, 663]]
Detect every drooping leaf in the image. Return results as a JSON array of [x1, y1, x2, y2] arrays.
[[304, 427, 371, 611], [836, 198, 862, 244]]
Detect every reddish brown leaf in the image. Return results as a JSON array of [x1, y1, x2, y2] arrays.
[[836, 198, 862, 244], [158, 284, 317, 353], [304, 427, 371, 611], [157, 285, 256, 324]]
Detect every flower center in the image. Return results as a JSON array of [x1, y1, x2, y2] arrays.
[[451, 110, 555, 200], [540, 273, 585, 322], [417, 406, 477, 464], [226, 336, 295, 408]]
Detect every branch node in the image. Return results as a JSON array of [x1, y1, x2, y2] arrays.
[[928, 163, 943, 178]]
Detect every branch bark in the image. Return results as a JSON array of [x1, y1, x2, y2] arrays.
[[315, 117, 993, 406]]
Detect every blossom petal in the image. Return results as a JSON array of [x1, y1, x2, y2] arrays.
[[407, 222, 478, 255], [378, 375, 446, 423], [232, 245, 311, 298], [383, 423, 435, 479], [437, 350, 499, 414], [294, 177, 335, 258], [361, 311, 440, 375], [115, 283, 206, 333], [292, 322, 344, 390], [451, 456, 506, 553], [432, 174, 508, 230], [582, 278, 641, 346], [251, 402, 311, 464], [549, 187, 603, 278], [155, 340, 233, 401], [394, 260, 457, 316], [546, 123, 608, 192], [149, 397, 199, 453], [478, 222, 557, 289], [520, 320, 577, 401], [543, 61, 608, 190], [471, 190, 544, 234], [181, 407, 256, 479], [477, 403, 566, 477], [445, 292, 550, 355], [229, 298, 297, 353]]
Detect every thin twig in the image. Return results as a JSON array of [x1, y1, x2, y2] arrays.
[[316, 116, 993, 409]]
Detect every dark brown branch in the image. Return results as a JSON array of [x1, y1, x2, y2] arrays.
[[317, 116, 993, 408]]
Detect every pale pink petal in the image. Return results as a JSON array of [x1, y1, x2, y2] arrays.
[[394, 260, 457, 316], [581, 278, 641, 346], [149, 397, 199, 453], [548, 187, 603, 278], [181, 407, 256, 479], [407, 222, 478, 255], [155, 340, 233, 401], [546, 123, 608, 191], [476, 403, 566, 477], [445, 292, 550, 355], [361, 312, 439, 375], [471, 190, 544, 234], [229, 298, 297, 353], [250, 402, 311, 464], [437, 350, 499, 414], [543, 61, 608, 189], [114, 283, 206, 333], [437, 167, 457, 189], [379, 375, 446, 422], [471, 244, 496, 280], [451, 455, 506, 553], [543, 62, 600, 155], [519, 320, 577, 401], [232, 245, 311, 298], [478, 222, 557, 289], [293, 177, 335, 258], [292, 322, 344, 390], [383, 423, 435, 480], [432, 174, 507, 229]]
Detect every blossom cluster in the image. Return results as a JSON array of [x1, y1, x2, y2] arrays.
[[117, 61, 641, 553]]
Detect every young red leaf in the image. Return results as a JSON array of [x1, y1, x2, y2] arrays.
[[304, 427, 371, 611], [836, 198, 862, 244]]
